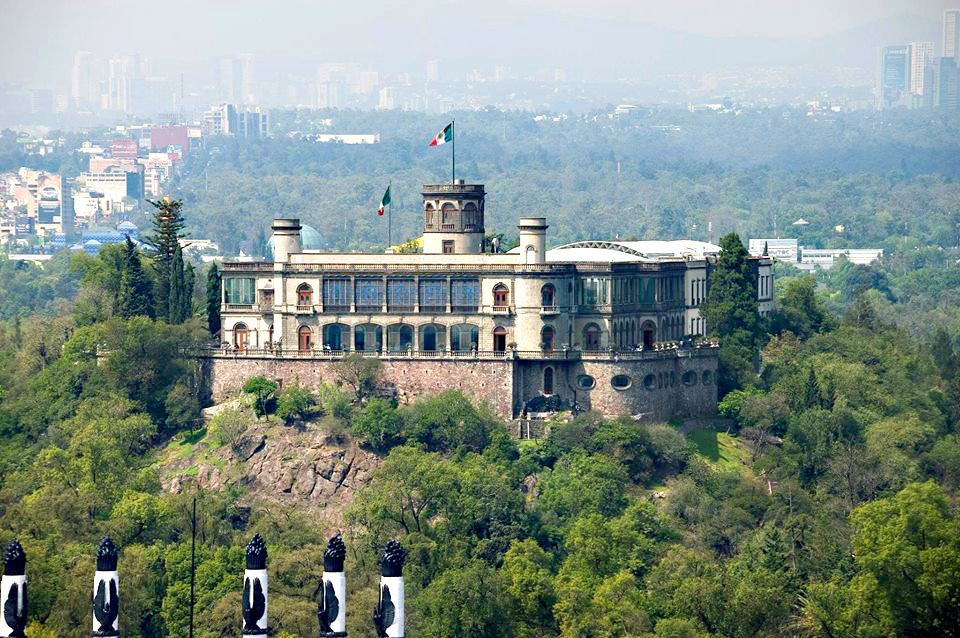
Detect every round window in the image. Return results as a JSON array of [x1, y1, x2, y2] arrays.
[[611, 374, 632, 390], [703, 370, 713, 385], [644, 374, 655, 390], [682, 371, 696, 386], [576, 374, 596, 390]]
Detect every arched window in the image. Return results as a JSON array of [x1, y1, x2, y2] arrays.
[[543, 367, 554, 395], [323, 323, 348, 351], [541, 326, 555, 353], [424, 203, 436, 228], [419, 324, 446, 352], [463, 202, 478, 228], [493, 283, 509, 307], [354, 323, 383, 352], [297, 283, 313, 306], [451, 323, 479, 352], [525, 245, 537, 264], [233, 322, 248, 351], [493, 326, 507, 353], [298, 325, 312, 352], [441, 202, 456, 225], [387, 324, 414, 352], [541, 284, 555, 307], [583, 323, 601, 351]]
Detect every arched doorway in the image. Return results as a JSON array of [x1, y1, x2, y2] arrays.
[[583, 323, 601, 351], [298, 326, 312, 352], [543, 367, 554, 395], [387, 324, 414, 352], [493, 283, 509, 307], [541, 326, 555, 353], [642, 321, 656, 349], [493, 326, 507, 353], [420, 324, 445, 352], [233, 323, 248, 351], [541, 283, 555, 307], [323, 324, 347, 351]]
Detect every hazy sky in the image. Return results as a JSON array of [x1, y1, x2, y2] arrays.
[[1, 0, 955, 85]]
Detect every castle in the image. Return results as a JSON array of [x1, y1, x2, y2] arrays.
[[206, 181, 773, 432]]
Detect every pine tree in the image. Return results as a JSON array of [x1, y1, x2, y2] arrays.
[[700, 232, 762, 395], [167, 242, 186, 324], [206, 263, 222, 338], [145, 197, 187, 322], [117, 238, 154, 319], [801, 366, 821, 410], [762, 241, 769, 256]]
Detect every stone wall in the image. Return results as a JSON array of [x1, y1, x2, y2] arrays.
[[205, 355, 515, 418], [201, 347, 717, 426]]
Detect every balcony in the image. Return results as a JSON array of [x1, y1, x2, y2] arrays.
[[539, 305, 559, 316], [225, 303, 256, 311], [492, 305, 511, 314], [295, 305, 314, 314]]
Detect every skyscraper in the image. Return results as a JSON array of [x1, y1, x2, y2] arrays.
[[945, 10, 960, 59], [910, 42, 935, 107], [71, 52, 98, 110], [239, 54, 256, 105], [879, 45, 911, 109], [220, 57, 242, 103], [426, 59, 439, 83]]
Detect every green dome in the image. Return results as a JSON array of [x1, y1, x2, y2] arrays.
[[267, 223, 324, 258]]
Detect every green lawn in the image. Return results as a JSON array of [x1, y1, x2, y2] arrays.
[[688, 428, 750, 474]]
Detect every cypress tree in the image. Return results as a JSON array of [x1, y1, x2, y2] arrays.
[[700, 232, 762, 395], [146, 197, 187, 322], [184, 262, 196, 321], [168, 242, 186, 324], [801, 367, 821, 410], [206, 263, 222, 338], [117, 238, 154, 318]]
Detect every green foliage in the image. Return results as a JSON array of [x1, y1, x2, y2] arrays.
[[700, 232, 762, 395], [242, 376, 278, 419], [275, 384, 316, 424], [145, 197, 187, 323], [116, 237, 154, 319], [206, 262, 221, 337], [768, 275, 836, 339], [334, 352, 382, 399], [352, 398, 403, 452]]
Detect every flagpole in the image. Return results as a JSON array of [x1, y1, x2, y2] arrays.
[[451, 119, 455, 183], [387, 180, 392, 250]]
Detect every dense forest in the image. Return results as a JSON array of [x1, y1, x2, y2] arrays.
[[0, 108, 959, 637]]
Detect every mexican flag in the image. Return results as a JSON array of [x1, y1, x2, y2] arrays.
[[429, 122, 453, 146], [377, 185, 391, 216]]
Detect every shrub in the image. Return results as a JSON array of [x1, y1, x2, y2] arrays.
[[242, 376, 278, 419], [276, 385, 316, 425], [351, 399, 403, 453]]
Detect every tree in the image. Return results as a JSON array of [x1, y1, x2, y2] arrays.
[[275, 384, 316, 425], [206, 262, 221, 338], [167, 242, 187, 324], [116, 238, 154, 319], [242, 376, 278, 419], [416, 562, 514, 638], [930, 327, 956, 379], [351, 398, 403, 452], [850, 482, 960, 637], [333, 353, 382, 399], [145, 197, 187, 322], [700, 233, 762, 395], [768, 276, 835, 339]]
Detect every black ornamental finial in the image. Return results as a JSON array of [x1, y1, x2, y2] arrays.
[[246, 534, 267, 570], [96, 537, 118, 571], [379, 540, 405, 577], [3, 540, 25, 576], [323, 535, 345, 572]]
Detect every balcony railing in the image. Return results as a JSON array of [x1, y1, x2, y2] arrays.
[[296, 305, 313, 313]]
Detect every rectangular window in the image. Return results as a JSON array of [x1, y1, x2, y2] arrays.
[[224, 277, 255, 305], [419, 279, 447, 312], [387, 277, 416, 311], [323, 278, 351, 310], [450, 278, 480, 312], [260, 289, 274, 309], [355, 278, 385, 310], [442, 240, 454, 254]]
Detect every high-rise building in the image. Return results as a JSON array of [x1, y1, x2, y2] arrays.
[[938, 57, 959, 108], [239, 54, 256, 105], [378, 87, 396, 110], [107, 56, 137, 112], [71, 52, 99, 110], [426, 59, 439, 83], [879, 45, 912, 109], [945, 9, 960, 59], [220, 57, 242, 103], [910, 42, 935, 107]]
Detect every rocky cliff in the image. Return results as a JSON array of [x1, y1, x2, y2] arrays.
[[159, 401, 380, 526]]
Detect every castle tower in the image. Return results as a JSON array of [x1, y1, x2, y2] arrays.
[[422, 180, 485, 254], [272, 218, 302, 263], [518, 217, 548, 264]]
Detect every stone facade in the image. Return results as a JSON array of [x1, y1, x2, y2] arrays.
[[201, 344, 718, 424]]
